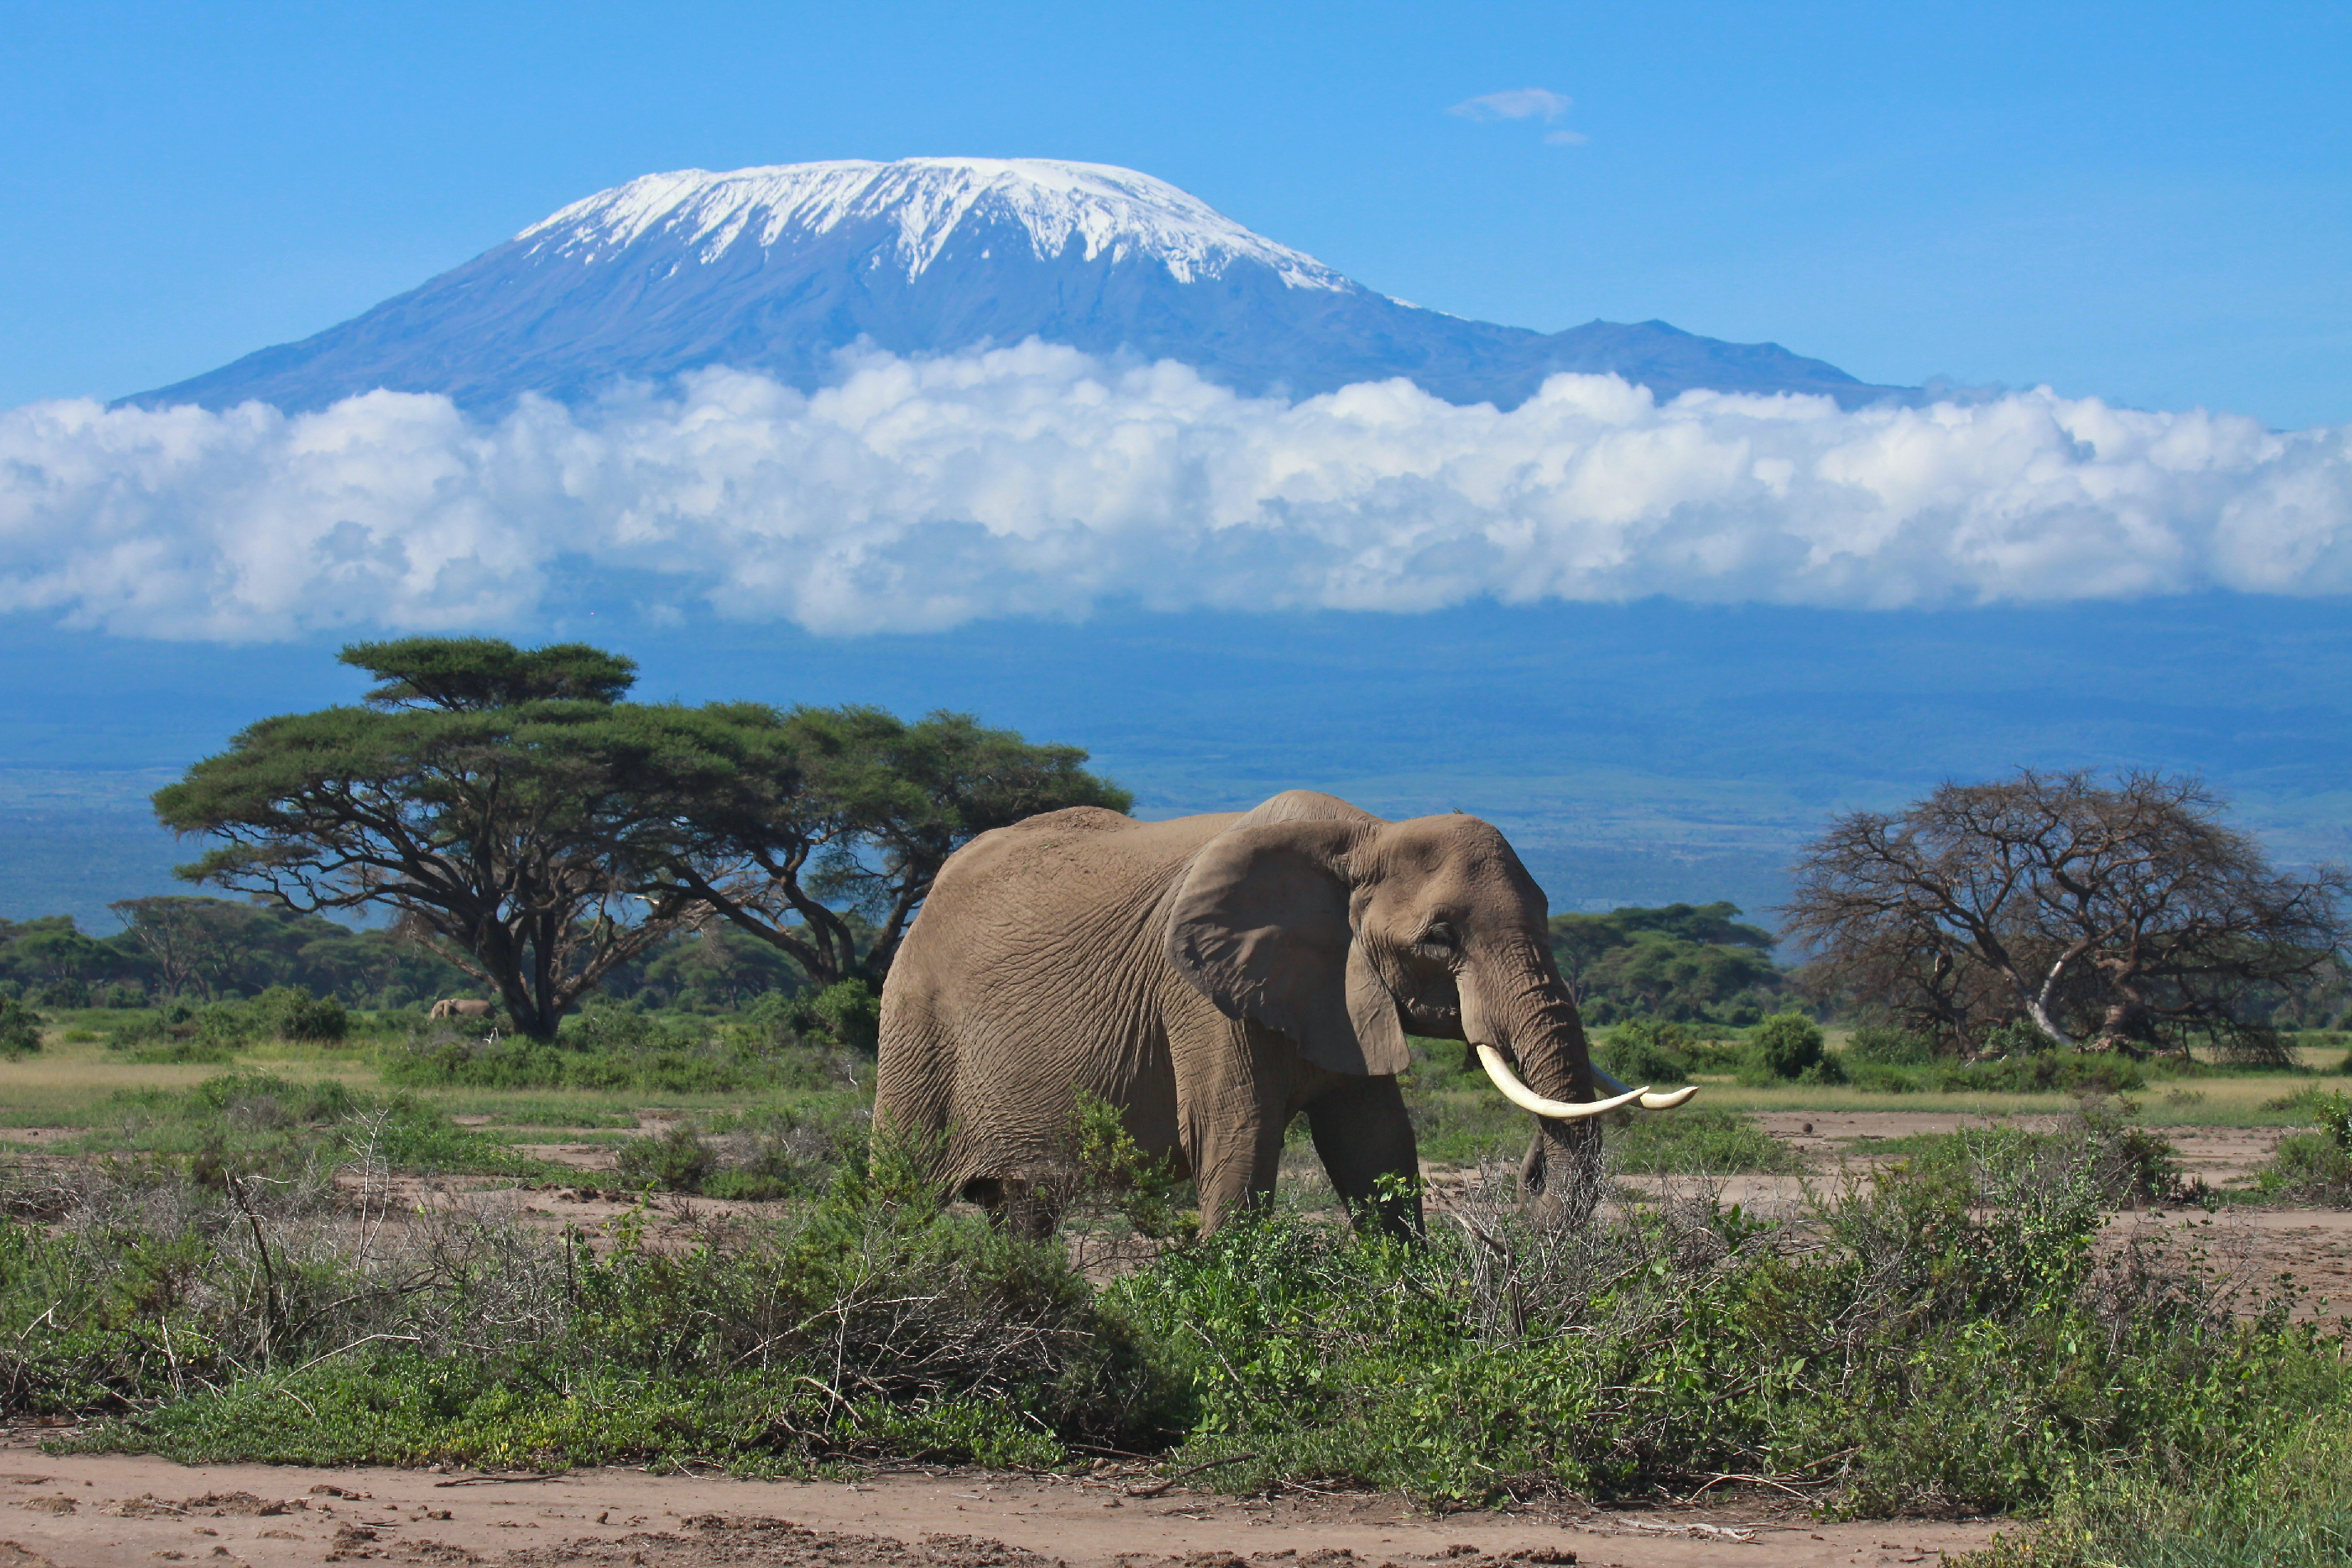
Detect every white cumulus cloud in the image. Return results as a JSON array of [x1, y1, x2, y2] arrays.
[[1, 344, 2348, 641]]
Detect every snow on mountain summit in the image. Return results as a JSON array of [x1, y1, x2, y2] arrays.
[[516, 158, 1355, 292], [129, 155, 1911, 415]]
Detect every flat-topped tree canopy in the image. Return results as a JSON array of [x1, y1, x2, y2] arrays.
[[153, 637, 1129, 1034], [338, 637, 639, 712]]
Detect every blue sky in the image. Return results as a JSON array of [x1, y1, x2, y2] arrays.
[[3, 0, 2346, 427]]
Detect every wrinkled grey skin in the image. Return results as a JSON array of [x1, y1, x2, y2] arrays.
[[874, 790, 1605, 1235], [428, 999, 497, 1020]]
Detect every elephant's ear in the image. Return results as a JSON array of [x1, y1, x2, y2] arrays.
[[1163, 819, 1411, 1076]]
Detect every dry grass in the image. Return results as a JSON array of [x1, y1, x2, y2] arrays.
[[1704, 1071, 2352, 1126]]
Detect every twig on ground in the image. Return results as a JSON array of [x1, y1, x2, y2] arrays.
[[286, 1333, 424, 1379], [431, 1473, 563, 1487], [1126, 1453, 1259, 1498], [1681, 1471, 1818, 1504]]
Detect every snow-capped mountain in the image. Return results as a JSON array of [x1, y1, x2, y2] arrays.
[[521, 159, 1355, 292], [132, 157, 1910, 412]]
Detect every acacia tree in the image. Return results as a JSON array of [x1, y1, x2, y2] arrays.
[[153, 638, 1129, 1029], [1784, 770, 2350, 1057], [638, 704, 1132, 987], [108, 896, 270, 999], [153, 639, 719, 1039]]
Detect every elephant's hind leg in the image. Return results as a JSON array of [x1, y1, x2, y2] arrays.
[[1305, 1075, 1423, 1236]]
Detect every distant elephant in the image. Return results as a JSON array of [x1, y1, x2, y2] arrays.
[[875, 790, 1694, 1236], [429, 999, 498, 1021]]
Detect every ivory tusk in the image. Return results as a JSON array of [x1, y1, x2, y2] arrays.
[[1475, 1043, 1648, 1119], [1591, 1065, 1701, 1111]]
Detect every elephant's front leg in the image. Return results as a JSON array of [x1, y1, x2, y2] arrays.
[[1305, 1074, 1422, 1236], [1181, 1023, 1301, 1234]]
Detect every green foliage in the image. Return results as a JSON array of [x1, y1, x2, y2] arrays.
[[1958, 1402, 2352, 1566], [615, 1124, 719, 1193], [1549, 902, 1786, 1027], [1753, 1010, 1826, 1078], [1848, 1025, 1934, 1066], [0, 993, 42, 1057], [66, 1070, 544, 1176], [340, 636, 639, 710], [245, 985, 347, 1042], [38, 1133, 1176, 1471], [1066, 1090, 1194, 1240], [1104, 1123, 2339, 1510], [1608, 1107, 1803, 1175], [2253, 1089, 2352, 1204], [16, 1109, 2342, 1512], [101, 896, 473, 1010], [1984, 1018, 2061, 1056], [610, 1105, 871, 1202], [150, 638, 1129, 1034], [634, 930, 802, 1010], [1933, 1052, 2147, 1095], [640, 703, 1133, 991], [1593, 1018, 1694, 1085], [380, 1000, 861, 1095], [1844, 1062, 1916, 1094], [793, 979, 882, 1053]]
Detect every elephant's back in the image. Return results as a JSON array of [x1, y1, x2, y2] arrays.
[[877, 807, 1239, 1175]]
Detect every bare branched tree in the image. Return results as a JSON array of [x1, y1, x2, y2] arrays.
[[1784, 770, 2350, 1056]]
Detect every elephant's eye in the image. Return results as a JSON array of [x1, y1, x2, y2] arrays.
[[1416, 921, 1460, 952]]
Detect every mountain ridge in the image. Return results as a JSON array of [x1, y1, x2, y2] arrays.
[[131, 157, 1916, 415]]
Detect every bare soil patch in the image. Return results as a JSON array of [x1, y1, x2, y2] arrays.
[[1749, 1112, 2289, 1192], [0, 1444, 2004, 1568]]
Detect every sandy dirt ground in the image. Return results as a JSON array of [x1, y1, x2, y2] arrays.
[[0, 1447, 2005, 1568]]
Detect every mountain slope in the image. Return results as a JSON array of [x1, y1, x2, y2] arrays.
[[133, 158, 1911, 413]]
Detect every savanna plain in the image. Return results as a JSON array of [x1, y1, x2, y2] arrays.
[[5, 989, 2352, 1568]]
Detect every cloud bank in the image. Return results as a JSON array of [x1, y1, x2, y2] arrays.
[[2, 344, 2348, 640]]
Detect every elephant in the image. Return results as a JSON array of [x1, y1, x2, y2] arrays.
[[874, 789, 1694, 1236], [428, 999, 498, 1021]]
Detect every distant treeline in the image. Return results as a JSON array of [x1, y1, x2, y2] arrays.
[[0, 897, 807, 1014], [1548, 901, 1788, 1027], [3, 892, 1793, 1025]]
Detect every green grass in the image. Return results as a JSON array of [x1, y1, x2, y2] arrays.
[[1959, 1401, 2352, 1566], [33, 1070, 554, 1177], [1610, 1105, 1803, 1174]]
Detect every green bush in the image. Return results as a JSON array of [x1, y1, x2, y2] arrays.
[[796, 979, 882, 1054], [1983, 1018, 2061, 1056], [40, 1134, 1179, 1470], [1103, 1122, 2336, 1510], [1928, 1053, 2147, 1095], [1752, 1011, 1826, 1079], [1847, 1062, 1920, 1095], [1848, 1026, 1933, 1066], [1595, 1019, 1694, 1086], [615, 1124, 718, 1193], [383, 1007, 804, 1095], [247, 985, 348, 1042], [0, 994, 42, 1057], [2254, 1090, 2352, 1205], [1958, 1401, 2352, 1566]]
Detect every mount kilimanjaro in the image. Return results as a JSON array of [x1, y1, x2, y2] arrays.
[[133, 157, 1913, 414]]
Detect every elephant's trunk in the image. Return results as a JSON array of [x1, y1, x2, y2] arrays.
[[1456, 937, 1694, 1226]]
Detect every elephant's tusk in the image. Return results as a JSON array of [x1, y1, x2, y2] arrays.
[[1590, 1064, 1700, 1111], [1475, 1043, 1647, 1119]]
